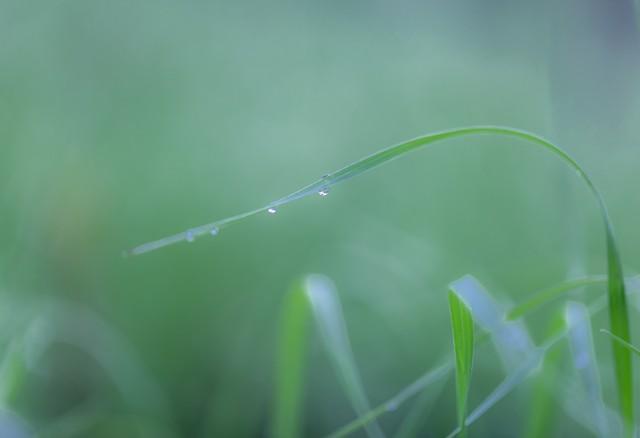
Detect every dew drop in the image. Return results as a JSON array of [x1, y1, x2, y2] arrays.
[[318, 189, 329, 197], [210, 226, 219, 236], [267, 208, 277, 214], [186, 230, 195, 242]]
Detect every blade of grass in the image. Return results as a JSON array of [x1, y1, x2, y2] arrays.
[[523, 311, 565, 438], [448, 290, 475, 438], [325, 363, 451, 438], [304, 274, 385, 438], [602, 329, 640, 356], [450, 275, 534, 370], [507, 276, 606, 321], [327, 274, 640, 438], [126, 125, 633, 432], [271, 282, 310, 438], [446, 328, 569, 438], [393, 373, 450, 438], [565, 301, 609, 437]]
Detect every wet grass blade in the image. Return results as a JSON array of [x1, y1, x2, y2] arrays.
[[304, 274, 385, 438], [565, 302, 609, 437], [448, 290, 475, 438], [271, 282, 310, 438], [126, 125, 632, 432]]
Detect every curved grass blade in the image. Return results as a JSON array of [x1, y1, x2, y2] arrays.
[[565, 302, 609, 437], [448, 290, 475, 438], [126, 125, 632, 432], [271, 282, 310, 438], [304, 275, 385, 438]]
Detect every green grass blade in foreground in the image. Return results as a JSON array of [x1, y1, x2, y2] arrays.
[[327, 274, 639, 438], [448, 290, 475, 438], [271, 282, 310, 438], [524, 312, 565, 438], [602, 329, 640, 356], [127, 125, 632, 432], [450, 275, 535, 370], [565, 302, 609, 437], [304, 274, 385, 438]]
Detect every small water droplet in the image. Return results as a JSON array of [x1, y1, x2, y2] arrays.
[[267, 208, 277, 214], [186, 230, 195, 242], [210, 226, 219, 236], [318, 189, 329, 197], [321, 174, 330, 179]]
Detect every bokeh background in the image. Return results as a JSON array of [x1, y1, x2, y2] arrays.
[[1, 1, 639, 436]]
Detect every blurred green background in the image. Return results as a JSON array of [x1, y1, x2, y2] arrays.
[[1, 1, 639, 436]]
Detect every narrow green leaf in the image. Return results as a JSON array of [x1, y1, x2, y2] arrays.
[[304, 274, 385, 438], [271, 282, 310, 438], [507, 276, 606, 321], [450, 275, 534, 370], [126, 125, 632, 432], [448, 290, 475, 438], [602, 329, 640, 357], [325, 363, 450, 438]]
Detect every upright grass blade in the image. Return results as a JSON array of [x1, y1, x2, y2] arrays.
[[448, 290, 475, 438], [523, 312, 565, 438], [327, 274, 640, 438], [304, 275, 385, 438], [271, 282, 310, 438], [450, 275, 534, 370], [565, 302, 609, 437], [126, 125, 632, 432]]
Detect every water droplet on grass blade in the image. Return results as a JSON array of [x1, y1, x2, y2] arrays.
[[210, 227, 219, 236], [318, 189, 329, 197], [267, 208, 277, 214], [186, 230, 195, 242]]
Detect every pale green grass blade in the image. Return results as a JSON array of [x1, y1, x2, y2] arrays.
[[448, 290, 475, 438], [450, 275, 535, 370], [602, 329, 640, 357], [271, 282, 310, 438], [126, 125, 632, 431], [0, 338, 27, 408], [304, 274, 385, 438], [325, 363, 450, 438], [327, 274, 634, 438], [507, 276, 606, 321], [565, 301, 609, 437], [446, 329, 568, 438], [393, 373, 450, 438]]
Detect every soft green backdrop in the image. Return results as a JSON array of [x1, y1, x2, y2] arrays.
[[1, 1, 639, 436]]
